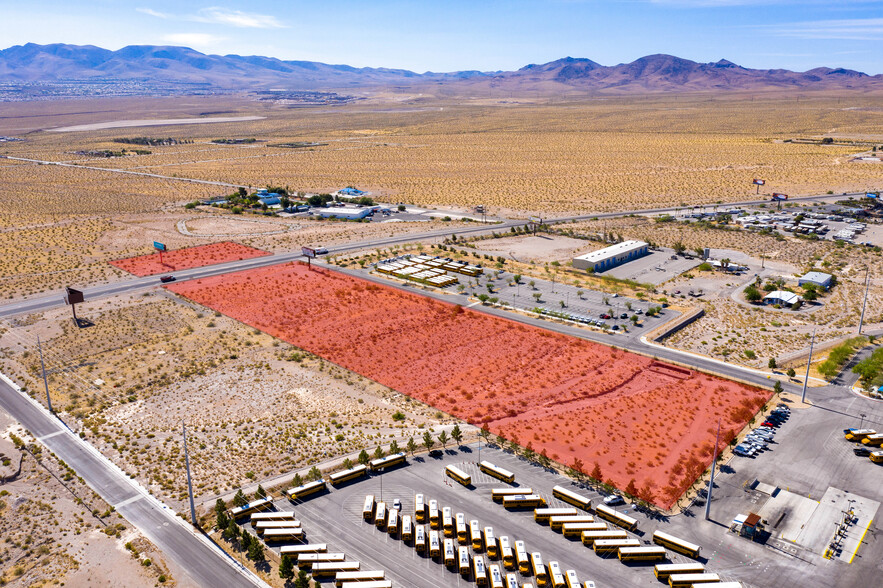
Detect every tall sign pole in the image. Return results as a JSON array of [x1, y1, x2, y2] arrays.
[[858, 267, 870, 335], [154, 241, 166, 266], [704, 419, 721, 521], [801, 329, 816, 404], [182, 421, 198, 527], [37, 336, 52, 413], [64, 287, 84, 326]]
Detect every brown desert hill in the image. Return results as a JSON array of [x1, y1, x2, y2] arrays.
[[1, 43, 882, 94]]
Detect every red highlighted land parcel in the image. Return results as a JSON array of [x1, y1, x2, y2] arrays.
[[110, 241, 269, 277]]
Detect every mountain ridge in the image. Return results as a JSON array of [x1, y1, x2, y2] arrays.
[[1, 43, 880, 94]]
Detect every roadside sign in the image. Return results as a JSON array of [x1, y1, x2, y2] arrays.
[[302, 246, 317, 258], [866, 192, 879, 199], [153, 241, 166, 252], [752, 179, 765, 185], [771, 193, 788, 201], [64, 287, 84, 305], [528, 216, 543, 224]]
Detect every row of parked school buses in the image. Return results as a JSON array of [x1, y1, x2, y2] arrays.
[[363, 491, 600, 588]]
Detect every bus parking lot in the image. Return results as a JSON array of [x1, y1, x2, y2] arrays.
[[237, 444, 747, 587]]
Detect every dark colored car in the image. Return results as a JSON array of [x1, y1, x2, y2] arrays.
[[854, 447, 871, 457], [160, 275, 176, 283], [620, 313, 628, 319]]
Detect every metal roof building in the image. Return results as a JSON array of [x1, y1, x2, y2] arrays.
[[572, 240, 649, 272], [763, 290, 801, 306], [316, 206, 378, 220], [799, 271, 833, 290]]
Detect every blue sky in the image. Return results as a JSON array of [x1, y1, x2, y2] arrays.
[[3, 1, 883, 73]]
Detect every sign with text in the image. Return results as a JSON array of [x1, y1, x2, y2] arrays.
[[153, 241, 166, 252], [752, 179, 766, 186], [302, 246, 317, 258], [771, 193, 788, 201], [867, 192, 879, 199], [528, 216, 543, 224]]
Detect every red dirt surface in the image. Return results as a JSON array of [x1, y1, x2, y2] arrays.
[[109, 242, 269, 277], [168, 263, 770, 508]]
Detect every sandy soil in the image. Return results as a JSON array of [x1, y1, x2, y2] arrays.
[[109, 241, 269, 276], [469, 234, 599, 263], [0, 411, 175, 587], [179, 216, 292, 237], [168, 262, 770, 508]]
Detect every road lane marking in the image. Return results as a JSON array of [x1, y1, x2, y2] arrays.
[[848, 517, 873, 564], [116, 494, 145, 508], [37, 430, 65, 441]]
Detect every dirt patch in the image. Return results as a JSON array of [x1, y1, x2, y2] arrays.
[[471, 234, 598, 263], [168, 262, 771, 508], [109, 241, 269, 276]]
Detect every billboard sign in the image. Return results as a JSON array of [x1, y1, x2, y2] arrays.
[[65, 287, 84, 305], [302, 246, 317, 258], [752, 179, 765, 186], [528, 216, 543, 224], [153, 241, 166, 252], [771, 193, 788, 201], [866, 192, 879, 199]]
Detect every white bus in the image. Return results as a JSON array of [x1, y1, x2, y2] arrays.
[[549, 515, 595, 531], [594, 503, 638, 532], [415, 493, 426, 522], [287, 480, 326, 502], [474, 555, 488, 586], [499, 535, 514, 569], [334, 571, 384, 587], [446, 464, 472, 487], [254, 520, 301, 535], [565, 570, 580, 588], [429, 529, 441, 558], [428, 499, 440, 529], [667, 573, 721, 587], [458, 546, 471, 576], [296, 553, 345, 568], [339, 582, 391, 588], [374, 502, 387, 529], [502, 494, 546, 509], [311, 562, 360, 577], [262, 528, 304, 542], [653, 562, 705, 581], [249, 511, 295, 527], [386, 507, 398, 535], [442, 506, 454, 537], [534, 507, 579, 524], [230, 497, 274, 521], [401, 514, 413, 541], [515, 541, 529, 573], [592, 538, 641, 555], [552, 485, 592, 511], [470, 519, 483, 551], [362, 495, 376, 522], [456, 512, 468, 543], [530, 552, 548, 586], [489, 564, 505, 588], [492, 488, 532, 502], [562, 522, 607, 538], [329, 464, 368, 486], [279, 544, 326, 557], [479, 461, 515, 483], [415, 524, 427, 552], [368, 452, 406, 471], [618, 546, 666, 562], [652, 530, 701, 558], [506, 572, 520, 588], [484, 527, 497, 558], [548, 561, 566, 588], [444, 538, 456, 567]]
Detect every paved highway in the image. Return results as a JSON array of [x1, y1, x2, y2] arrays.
[[0, 374, 267, 588]]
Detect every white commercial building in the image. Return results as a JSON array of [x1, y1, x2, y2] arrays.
[[572, 240, 649, 272], [763, 290, 801, 306]]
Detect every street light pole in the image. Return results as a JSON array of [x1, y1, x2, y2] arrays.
[[801, 329, 816, 404], [182, 421, 198, 527], [704, 419, 721, 521], [37, 336, 52, 413], [858, 267, 870, 335]]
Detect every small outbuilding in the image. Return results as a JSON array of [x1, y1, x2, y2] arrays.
[[763, 290, 801, 307], [316, 206, 378, 220], [799, 271, 833, 290]]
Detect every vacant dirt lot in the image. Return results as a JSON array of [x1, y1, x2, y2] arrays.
[[109, 241, 269, 276], [168, 262, 770, 508]]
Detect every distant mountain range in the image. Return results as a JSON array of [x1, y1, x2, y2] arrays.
[[1, 43, 881, 94]]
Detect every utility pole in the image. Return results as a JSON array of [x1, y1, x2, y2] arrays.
[[801, 329, 816, 404], [182, 421, 197, 527], [37, 336, 52, 413], [858, 267, 870, 335], [705, 419, 721, 521]]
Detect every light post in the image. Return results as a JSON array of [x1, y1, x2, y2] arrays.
[[182, 421, 197, 527], [704, 420, 721, 521], [860, 413, 867, 429], [858, 267, 870, 335], [37, 336, 52, 413], [801, 329, 816, 404]]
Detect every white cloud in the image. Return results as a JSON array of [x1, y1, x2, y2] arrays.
[[161, 33, 226, 48], [138, 6, 286, 29], [764, 18, 883, 40], [194, 7, 286, 29]]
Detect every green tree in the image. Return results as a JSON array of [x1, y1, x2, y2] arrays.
[[744, 286, 762, 303], [768, 358, 777, 369], [279, 554, 295, 580], [559, 300, 566, 309], [787, 367, 796, 378], [423, 430, 435, 453], [479, 427, 491, 443], [223, 519, 239, 542], [529, 280, 536, 290], [216, 509, 229, 531], [248, 540, 265, 562], [292, 473, 303, 487], [773, 381, 783, 394], [307, 466, 322, 482], [373, 446, 385, 460], [533, 292, 542, 302], [389, 440, 399, 455], [342, 457, 353, 470], [214, 498, 226, 517], [406, 436, 417, 455], [358, 449, 370, 465], [294, 570, 310, 588], [451, 424, 463, 446], [438, 430, 449, 448], [232, 489, 247, 507], [240, 531, 252, 552], [513, 274, 522, 284], [672, 241, 686, 254], [254, 485, 266, 500], [477, 293, 490, 304]]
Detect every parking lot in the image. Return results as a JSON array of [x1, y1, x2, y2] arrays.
[[365, 255, 677, 340], [245, 444, 746, 587]]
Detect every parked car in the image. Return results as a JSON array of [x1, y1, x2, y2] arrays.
[[160, 275, 176, 283], [761, 421, 778, 428], [619, 313, 628, 319], [734, 445, 756, 457], [854, 447, 872, 457], [603, 494, 624, 506], [392, 498, 402, 510]]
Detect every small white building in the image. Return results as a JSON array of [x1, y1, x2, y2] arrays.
[[572, 240, 649, 272], [799, 271, 833, 290], [763, 290, 801, 306]]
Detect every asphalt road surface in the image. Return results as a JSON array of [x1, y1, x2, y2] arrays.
[[0, 376, 266, 588]]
